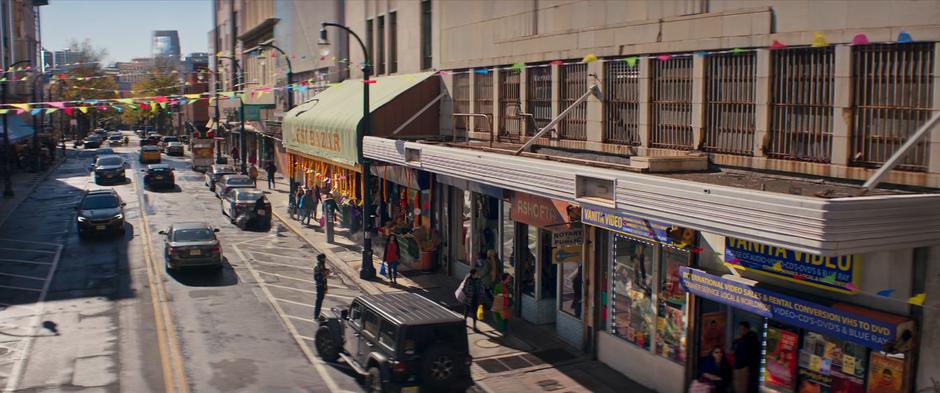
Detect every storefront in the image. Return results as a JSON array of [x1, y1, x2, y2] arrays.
[[372, 164, 439, 271], [583, 204, 696, 393], [433, 174, 506, 280]]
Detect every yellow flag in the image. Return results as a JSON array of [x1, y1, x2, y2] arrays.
[[117, 98, 134, 104], [184, 94, 200, 100], [77, 106, 89, 114], [10, 103, 30, 111], [209, 97, 217, 105], [908, 293, 926, 306]]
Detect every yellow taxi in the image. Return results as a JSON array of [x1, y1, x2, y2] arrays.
[[139, 145, 161, 163]]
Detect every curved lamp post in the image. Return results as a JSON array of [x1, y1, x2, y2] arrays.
[[319, 22, 375, 280], [259, 42, 294, 196]]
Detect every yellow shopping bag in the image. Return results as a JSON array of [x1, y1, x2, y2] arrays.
[[476, 304, 485, 321]]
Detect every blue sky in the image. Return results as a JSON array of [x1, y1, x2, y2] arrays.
[[41, 0, 212, 64]]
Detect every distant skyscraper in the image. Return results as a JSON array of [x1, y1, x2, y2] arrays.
[[52, 49, 81, 70], [152, 30, 181, 60]]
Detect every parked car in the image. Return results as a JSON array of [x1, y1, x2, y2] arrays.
[[75, 189, 126, 237], [165, 142, 184, 156], [108, 135, 124, 146], [91, 155, 128, 185], [316, 292, 473, 393], [205, 164, 237, 191], [221, 189, 271, 230], [83, 136, 102, 149], [158, 222, 223, 272], [139, 145, 161, 163], [215, 174, 253, 198], [180, 135, 190, 144], [142, 164, 175, 189]]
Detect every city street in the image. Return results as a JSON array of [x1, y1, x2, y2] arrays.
[[0, 133, 366, 392]]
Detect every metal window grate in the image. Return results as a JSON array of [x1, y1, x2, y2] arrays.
[[527, 65, 553, 135], [851, 43, 934, 172], [453, 73, 470, 133], [474, 72, 493, 131], [703, 52, 757, 155], [767, 47, 834, 163], [499, 69, 522, 138], [650, 56, 694, 149], [604, 61, 640, 145], [559, 63, 588, 140]]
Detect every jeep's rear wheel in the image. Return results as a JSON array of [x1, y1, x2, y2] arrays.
[[421, 346, 459, 388], [364, 367, 383, 393], [314, 326, 340, 362]]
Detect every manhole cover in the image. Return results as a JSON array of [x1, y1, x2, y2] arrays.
[[475, 338, 502, 349]]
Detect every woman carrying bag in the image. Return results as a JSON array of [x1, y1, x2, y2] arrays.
[[491, 273, 513, 333]]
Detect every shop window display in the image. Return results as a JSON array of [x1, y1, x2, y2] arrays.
[[797, 331, 867, 393], [521, 225, 538, 296], [560, 260, 583, 318], [656, 247, 689, 363], [610, 234, 655, 349], [763, 324, 799, 392]]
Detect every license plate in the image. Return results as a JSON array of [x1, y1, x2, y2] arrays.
[[104, 174, 113, 178], [401, 387, 419, 393], [190, 249, 202, 256], [257, 210, 266, 216], [95, 225, 106, 230], [153, 175, 163, 180]]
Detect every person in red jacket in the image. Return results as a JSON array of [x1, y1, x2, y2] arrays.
[[383, 234, 401, 284]]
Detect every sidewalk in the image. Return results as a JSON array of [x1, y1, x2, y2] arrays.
[[0, 153, 69, 228], [261, 173, 655, 393]]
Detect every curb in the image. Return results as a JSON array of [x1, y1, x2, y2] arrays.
[[270, 208, 385, 296], [0, 156, 69, 228]]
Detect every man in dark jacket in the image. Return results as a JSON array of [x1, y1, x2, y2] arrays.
[[265, 161, 277, 189], [732, 321, 760, 393], [462, 269, 485, 332], [313, 254, 330, 320]]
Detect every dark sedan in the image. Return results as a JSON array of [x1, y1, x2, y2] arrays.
[[142, 164, 175, 189], [76, 189, 126, 237], [92, 155, 128, 185], [83, 136, 102, 149], [204, 164, 237, 191], [159, 222, 223, 271]]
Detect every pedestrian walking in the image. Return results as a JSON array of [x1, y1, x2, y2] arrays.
[[248, 152, 257, 167], [491, 273, 513, 333], [383, 234, 401, 284], [311, 183, 322, 220], [462, 269, 485, 332], [230, 146, 239, 163], [248, 165, 259, 187], [732, 321, 761, 393], [313, 254, 330, 320], [291, 186, 304, 219], [301, 188, 315, 225], [698, 346, 732, 393], [265, 161, 277, 189]]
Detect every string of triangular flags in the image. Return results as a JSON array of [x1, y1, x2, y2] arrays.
[[0, 60, 103, 76], [438, 31, 919, 76], [696, 247, 937, 309]]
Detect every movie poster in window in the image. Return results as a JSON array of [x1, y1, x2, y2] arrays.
[[763, 326, 798, 392], [866, 353, 903, 393], [699, 312, 726, 358]]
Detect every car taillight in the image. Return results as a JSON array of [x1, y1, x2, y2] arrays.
[[168, 247, 177, 255], [392, 361, 408, 374], [170, 172, 175, 180], [211, 245, 221, 254]]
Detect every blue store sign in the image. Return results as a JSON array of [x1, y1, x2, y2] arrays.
[[581, 205, 695, 248], [679, 267, 907, 351], [725, 237, 860, 294]]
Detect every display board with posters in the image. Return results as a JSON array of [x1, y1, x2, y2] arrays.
[[764, 326, 799, 392], [866, 353, 904, 393]]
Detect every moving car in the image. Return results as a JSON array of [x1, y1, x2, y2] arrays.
[[139, 145, 161, 163], [91, 155, 128, 185], [158, 222, 223, 271], [165, 141, 184, 156], [204, 164, 237, 191], [108, 135, 124, 146], [159, 136, 180, 151], [83, 136, 102, 149], [95, 148, 115, 158], [75, 189, 126, 237], [215, 174, 253, 198], [142, 164, 175, 189], [221, 189, 271, 230], [316, 293, 473, 393]]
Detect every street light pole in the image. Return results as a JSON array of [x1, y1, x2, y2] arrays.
[[1, 59, 33, 198], [219, 55, 245, 174], [320, 22, 375, 280], [259, 42, 294, 194]]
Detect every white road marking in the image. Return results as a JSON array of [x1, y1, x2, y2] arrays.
[[0, 259, 52, 265], [285, 315, 318, 324], [242, 249, 313, 261], [245, 259, 315, 271], [3, 243, 63, 393], [229, 243, 342, 392], [272, 297, 311, 308], [262, 283, 317, 295]]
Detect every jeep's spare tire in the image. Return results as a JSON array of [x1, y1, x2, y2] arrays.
[[315, 326, 340, 362], [421, 345, 460, 388]]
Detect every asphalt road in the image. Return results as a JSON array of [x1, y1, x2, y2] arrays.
[[0, 132, 367, 392]]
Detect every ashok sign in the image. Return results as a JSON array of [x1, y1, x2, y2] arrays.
[[679, 267, 908, 350], [511, 192, 574, 229], [725, 238, 859, 293]]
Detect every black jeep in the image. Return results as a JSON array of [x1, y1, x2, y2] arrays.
[[316, 292, 473, 393]]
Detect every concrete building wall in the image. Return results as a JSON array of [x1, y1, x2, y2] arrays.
[[346, 0, 432, 79]]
